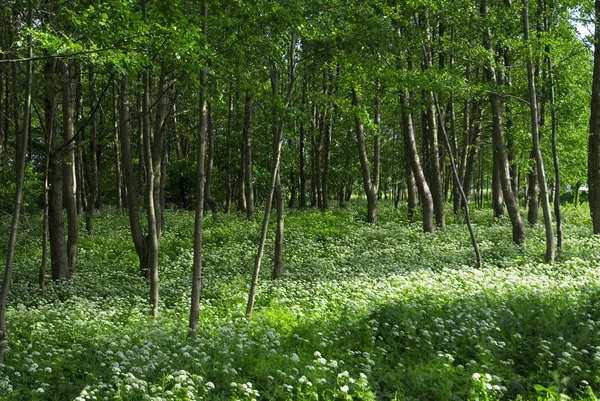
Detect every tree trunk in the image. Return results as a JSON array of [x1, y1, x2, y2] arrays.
[[314, 107, 323, 208], [113, 83, 123, 212], [205, 99, 218, 218], [74, 66, 85, 215], [545, 26, 562, 248], [225, 82, 233, 213], [405, 158, 417, 222], [299, 81, 307, 208], [401, 90, 434, 232], [143, 63, 159, 317], [120, 77, 148, 277], [482, 0, 526, 244], [373, 78, 381, 201], [151, 67, 170, 236], [321, 114, 332, 210], [462, 105, 484, 208], [247, 33, 296, 316], [238, 149, 246, 213], [45, 58, 69, 282], [247, 68, 285, 317], [85, 70, 98, 236], [492, 149, 504, 218], [523, 0, 554, 261], [454, 71, 471, 214], [526, 154, 539, 225], [243, 91, 254, 219], [40, 126, 51, 295], [273, 169, 284, 279], [60, 60, 79, 277], [426, 97, 445, 228], [352, 89, 378, 225], [435, 96, 482, 267], [189, 4, 208, 336], [0, 4, 32, 362]]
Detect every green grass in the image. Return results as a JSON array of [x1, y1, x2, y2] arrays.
[[1, 202, 600, 400]]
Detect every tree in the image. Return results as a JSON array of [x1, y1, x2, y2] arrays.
[[0, 0, 32, 364]]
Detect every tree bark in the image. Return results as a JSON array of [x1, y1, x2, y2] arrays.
[[60, 60, 79, 277], [143, 63, 159, 317], [85, 70, 98, 236], [352, 89, 378, 225], [205, 99, 218, 218], [113, 83, 123, 211], [523, 0, 554, 261], [46, 59, 69, 282], [299, 80, 307, 208], [526, 154, 539, 225], [247, 67, 286, 317], [243, 91, 254, 219], [273, 169, 284, 279], [74, 66, 85, 215], [247, 34, 296, 317], [189, 2, 208, 335], [435, 96, 482, 267], [0, 3, 32, 363], [492, 149, 505, 218], [225, 82, 233, 213], [481, 0, 526, 244], [120, 77, 148, 277], [401, 90, 434, 232], [545, 21, 562, 248]]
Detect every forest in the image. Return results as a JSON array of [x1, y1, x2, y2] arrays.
[[1, 0, 600, 399]]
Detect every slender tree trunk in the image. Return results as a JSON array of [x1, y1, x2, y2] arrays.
[[426, 97, 445, 228], [143, 64, 159, 317], [189, 4, 208, 335], [401, 90, 434, 232], [85, 71, 98, 236], [454, 70, 471, 213], [247, 33, 296, 316], [273, 169, 284, 279], [40, 131, 51, 295], [435, 97, 482, 267], [120, 77, 148, 277], [314, 108, 323, 208], [74, 66, 85, 215], [321, 115, 332, 210], [0, 4, 32, 363], [492, 150, 504, 218], [60, 60, 79, 276], [523, 0, 554, 261], [205, 100, 218, 218], [526, 154, 539, 225], [238, 149, 246, 213], [405, 158, 417, 222], [151, 67, 170, 236], [482, 0, 526, 244], [546, 28, 562, 248], [45, 58, 69, 282], [299, 80, 307, 208], [352, 89, 378, 225], [373, 78, 381, 200], [225, 82, 233, 213], [288, 169, 297, 208], [247, 69, 285, 317], [462, 105, 483, 207], [113, 83, 123, 211], [243, 91, 254, 219]]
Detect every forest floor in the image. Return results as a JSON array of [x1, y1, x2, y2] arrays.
[[1, 202, 600, 400]]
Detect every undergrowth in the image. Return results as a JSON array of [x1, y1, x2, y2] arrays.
[[1, 202, 600, 400]]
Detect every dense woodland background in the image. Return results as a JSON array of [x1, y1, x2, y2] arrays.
[[2, 0, 600, 399]]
